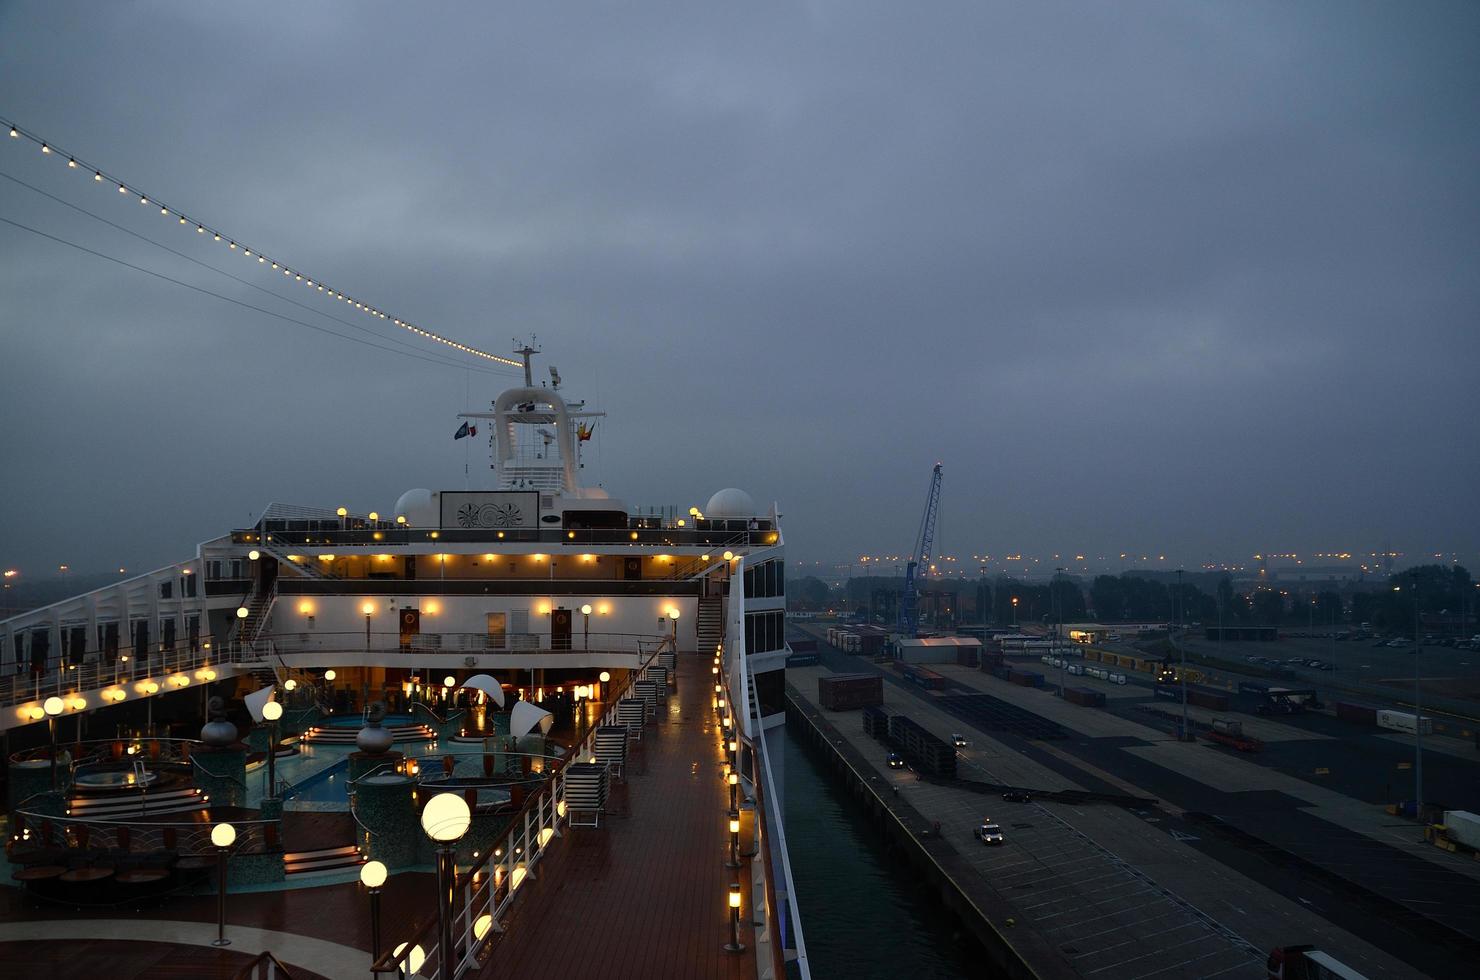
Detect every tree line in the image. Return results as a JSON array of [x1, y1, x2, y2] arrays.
[[788, 564, 1477, 634]]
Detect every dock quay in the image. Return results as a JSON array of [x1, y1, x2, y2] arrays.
[[786, 651, 1441, 980]]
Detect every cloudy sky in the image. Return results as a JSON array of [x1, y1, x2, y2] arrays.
[[1, 1, 1476, 578]]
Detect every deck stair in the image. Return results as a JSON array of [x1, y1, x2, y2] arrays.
[[300, 722, 436, 745], [233, 584, 277, 651], [697, 596, 724, 657], [283, 843, 364, 875], [68, 783, 211, 819]]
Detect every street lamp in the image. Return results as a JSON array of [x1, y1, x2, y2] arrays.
[[43, 696, 64, 790], [580, 604, 592, 649], [211, 822, 236, 946], [361, 859, 388, 963], [421, 792, 472, 980], [724, 882, 745, 953], [1395, 581, 1424, 814], [1011, 595, 1018, 627], [1177, 568, 1188, 740], [262, 700, 283, 799]]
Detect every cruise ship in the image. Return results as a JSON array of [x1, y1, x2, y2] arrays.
[[0, 346, 808, 979]]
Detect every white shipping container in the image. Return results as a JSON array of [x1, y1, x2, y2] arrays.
[[1443, 810, 1480, 851], [1377, 709, 1433, 736]]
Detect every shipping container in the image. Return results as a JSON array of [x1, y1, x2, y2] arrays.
[[1153, 683, 1230, 711], [1064, 687, 1105, 708], [956, 646, 980, 668], [862, 705, 893, 743], [897, 663, 949, 690], [1335, 701, 1378, 726], [1377, 709, 1433, 736], [1443, 811, 1480, 851], [887, 714, 957, 778], [1008, 670, 1044, 688], [818, 673, 884, 711], [1211, 718, 1243, 736]]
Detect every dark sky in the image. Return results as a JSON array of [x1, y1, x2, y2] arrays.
[[1, 2, 1477, 579]]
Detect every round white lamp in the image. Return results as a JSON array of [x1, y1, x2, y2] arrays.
[[361, 859, 387, 889], [599, 671, 611, 683], [421, 791, 472, 843], [261, 700, 283, 722], [43, 696, 65, 716], [211, 822, 237, 848], [235, 607, 248, 619], [324, 669, 336, 681]]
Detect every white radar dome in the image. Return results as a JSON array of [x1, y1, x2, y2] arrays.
[[705, 488, 756, 520], [395, 488, 439, 527]]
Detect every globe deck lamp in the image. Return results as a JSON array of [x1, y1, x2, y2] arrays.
[[421, 791, 472, 843]]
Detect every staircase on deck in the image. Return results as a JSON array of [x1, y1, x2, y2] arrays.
[[697, 595, 724, 657]]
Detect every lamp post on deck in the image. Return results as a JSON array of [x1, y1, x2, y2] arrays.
[[361, 859, 388, 964], [211, 822, 236, 946], [261, 699, 282, 799], [421, 792, 472, 980], [43, 696, 64, 790], [581, 604, 592, 650]]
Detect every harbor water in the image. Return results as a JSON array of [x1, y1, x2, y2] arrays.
[[783, 722, 985, 979]]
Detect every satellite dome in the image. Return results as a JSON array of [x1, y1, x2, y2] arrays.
[[705, 488, 756, 520], [395, 488, 438, 527]]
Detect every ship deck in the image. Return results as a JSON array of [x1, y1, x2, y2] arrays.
[[472, 651, 757, 978], [1, 653, 760, 979]]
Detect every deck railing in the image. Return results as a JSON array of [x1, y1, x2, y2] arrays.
[[370, 654, 655, 979], [0, 635, 252, 712], [10, 805, 278, 857], [265, 630, 666, 660]]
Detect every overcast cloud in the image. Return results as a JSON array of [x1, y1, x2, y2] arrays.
[[1, 1, 1476, 577]]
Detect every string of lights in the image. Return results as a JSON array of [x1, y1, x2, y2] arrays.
[[0, 214, 515, 376], [2, 115, 523, 368], [0, 168, 512, 376]]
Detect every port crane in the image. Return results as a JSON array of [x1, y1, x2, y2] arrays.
[[897, 463, 943, 638]]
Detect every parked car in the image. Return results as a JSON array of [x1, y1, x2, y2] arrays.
[[886, 753, 905, 770], [975, 820, 1005, 845], [1002, 791, 1032, 803]]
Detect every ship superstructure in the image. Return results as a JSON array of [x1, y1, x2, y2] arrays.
[[0, 346, 805, 978]]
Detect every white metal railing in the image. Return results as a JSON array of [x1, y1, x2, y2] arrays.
[[0, 635, 269, 713], [753, 709, 812, 979], [265, 630, 666, 659]]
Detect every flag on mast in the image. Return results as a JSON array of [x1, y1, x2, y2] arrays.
[[453, 421, 470, 439]]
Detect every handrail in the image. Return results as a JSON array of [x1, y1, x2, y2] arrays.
[[191, 754, 249, 798], [752, 697, 812, 979], [10, 736, 200, 767], [11, 805, 279, 857], [0, 634, 256, 712], [265, 630, 667, 659]]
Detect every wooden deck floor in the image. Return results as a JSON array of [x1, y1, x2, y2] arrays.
[[0, 938, 331, 979], [474, 654, 757, 979]]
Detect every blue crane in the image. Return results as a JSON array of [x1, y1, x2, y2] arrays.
[[897, 463, 943, 638]]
